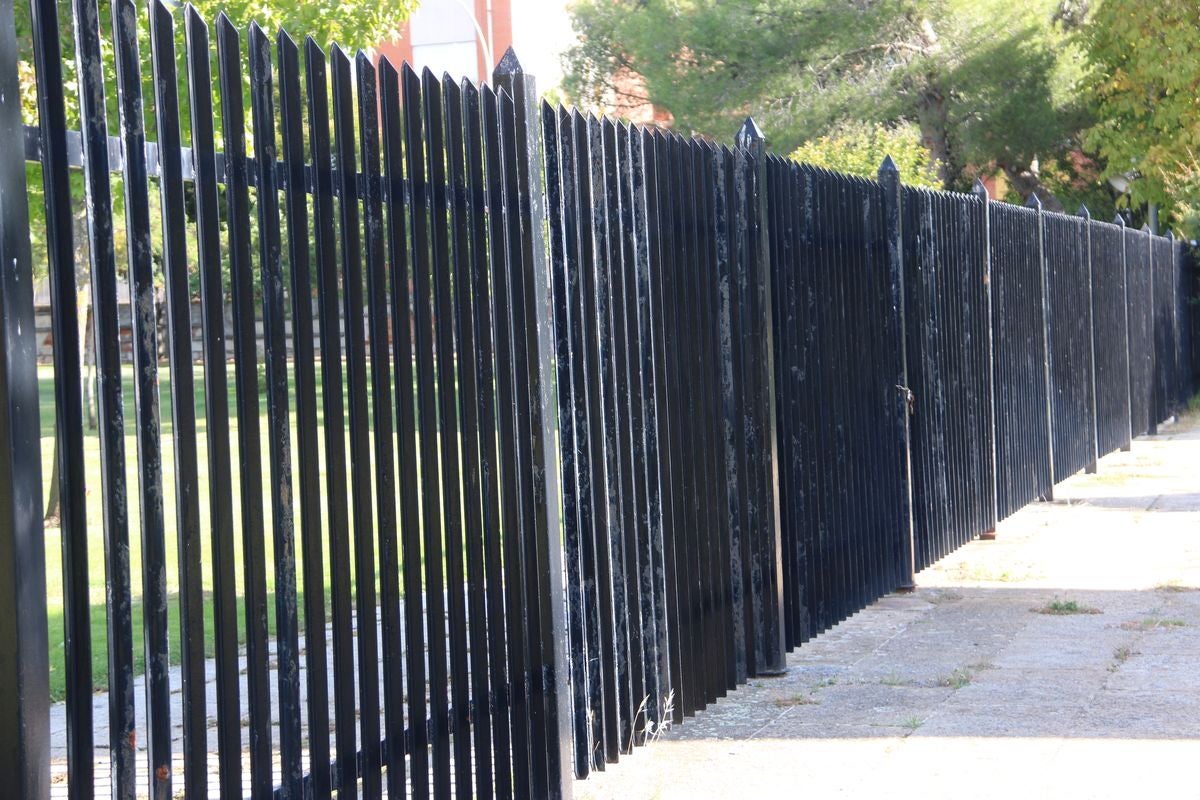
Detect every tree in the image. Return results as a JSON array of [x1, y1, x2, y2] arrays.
[[1083, 0, 1200, 232], [565, 0, 1091, 202], [790, 120, 939, 187], [17, 0, 416, 522]]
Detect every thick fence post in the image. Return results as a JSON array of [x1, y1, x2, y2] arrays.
[[1116, 215, 1134, 451], [878, 157, 916, 590], [1080, 205, 1100, 474], [493, 48, 574, 799], [1029, 194, 1055, 498], [735, 118, 787, 675], [0, 0, 51, 795], [1146, 224, 1158, 436], [972, 180, 1000, 539]]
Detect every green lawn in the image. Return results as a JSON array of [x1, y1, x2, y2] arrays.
[[40, 361, 412, 702]]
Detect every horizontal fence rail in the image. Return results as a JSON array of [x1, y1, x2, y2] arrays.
[[1, 1, 1196, 797]]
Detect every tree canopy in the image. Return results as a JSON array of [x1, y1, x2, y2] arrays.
[[789, 120, 939, 187], [565, 0, 1092, 204], [1083, 0, 1200, 229]]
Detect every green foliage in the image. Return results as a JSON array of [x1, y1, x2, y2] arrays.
[[15, 0, 415, 283], [565, 0, 1090, 192], [789, 121, 939, 188], [1083, 0, 1200, 234]]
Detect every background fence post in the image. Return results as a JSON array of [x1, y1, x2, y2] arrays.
[[1116, 215, 1134, 451], [735, 118, 788, 675], [1029, 194, 1056, 498], [972, 180, 1000, 539], [0, 0, 51, 795], [1080, 205, 1100, 474], [493, 48, 574, 799], [878, 156, 916, 590]]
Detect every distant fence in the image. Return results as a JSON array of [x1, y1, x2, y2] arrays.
[[0, 1, 1195, 798]]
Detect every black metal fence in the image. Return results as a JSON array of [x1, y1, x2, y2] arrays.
[[1, 1, 1196, 798]]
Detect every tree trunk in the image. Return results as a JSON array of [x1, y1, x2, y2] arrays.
[[916, 83, 957, 190], [44, 432, 61, 526], [999, 162, 1065, 212]]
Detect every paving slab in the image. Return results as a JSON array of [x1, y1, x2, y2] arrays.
[[575, 412, 1200, 799]]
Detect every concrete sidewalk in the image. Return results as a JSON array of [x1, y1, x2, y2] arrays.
[[575, 413, 1200, 800]]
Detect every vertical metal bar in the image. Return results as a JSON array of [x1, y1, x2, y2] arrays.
[[27, 0, 89, 792], [1115, 216, 1134, 450], [147, 4, 204, 794], [490, 86, 535, 791], [435, 74, 475, 799], [357, 51, 405, 798], [458, 80, 497, 796], [407, 64, 453, 797], [184, 11, 240, 795], [492, 51, 573, 797], [636, 126, 672, 724], [1080, 206, 1100, 474], [110, 3, 172, 795], [591, 115, 629, 747], [718, 143, 749, 681], [613, 122, 648, 727], [277, 28, 332, 798], [971, 182, 999, 536], [482, 85, 524, 797], [672, 134, 703, 713], [1028, 195, 1055, 495], [331, 45, 383, 798], [73, 0, 136, 791], [217, 18, 273, 796], [648, 130, 685, 722], [736, 121, 786, 673], [0, 0, 49, 793], [690, 141, 720, 702], [379, 55, 420, 799], [476, 84, 514, 798], [247, 23, 303, 798], [877, 158, 915, 589], [579, 113, 620, 758], [305, 36, 358, 797], [629, 125, 665, 718], [542, 103, 590, 777]]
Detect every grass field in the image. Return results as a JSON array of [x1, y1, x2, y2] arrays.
[[40, 360, 392, 702]]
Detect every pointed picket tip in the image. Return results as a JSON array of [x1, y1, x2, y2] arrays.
[[215, 10, 236, 34], [1077, 203, 1091, 219], [276, 27, 298, 52], [878, 154, 899, 177], [150, 0, 173, 27], [1025, 193, 1042, 210], [494, 46, 523, 76], [735, 116, 766, 148], [183, 3, 208, 36], [971, 178, 988, 199]]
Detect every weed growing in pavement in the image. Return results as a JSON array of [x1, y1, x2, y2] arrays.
[[937, 668, 974, 689], [1034, 598, 1102, 615], [1121, 617, 1187, 631]]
